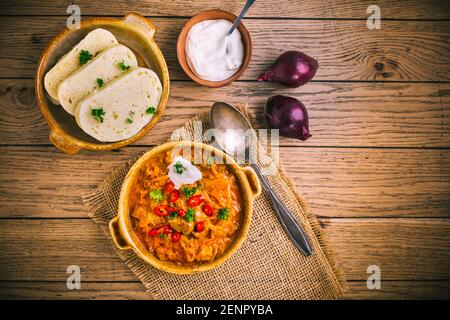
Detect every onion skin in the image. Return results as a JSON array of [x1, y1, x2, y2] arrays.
[[265, 95, 312, 141], [257, 51, 318, 88]]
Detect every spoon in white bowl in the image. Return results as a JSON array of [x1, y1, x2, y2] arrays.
[[226, 0, 256, 36], [210, 102, 313, 256]]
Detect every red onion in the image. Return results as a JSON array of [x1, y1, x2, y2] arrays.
[[257, 51, 318, 88], [265, 95, 311, 141]]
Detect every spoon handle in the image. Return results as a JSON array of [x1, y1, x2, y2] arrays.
[[227, 0, 256, 36], [250, 163, 313, 256]]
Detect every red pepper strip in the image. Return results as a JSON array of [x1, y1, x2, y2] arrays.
[[188, 194, 204, 207], [165, 182, 175, 193], [148, 226, 164, 237], [163, 225, 172, 235], [153, 205, 170, 216], [202, 204, 214, 217], [196, 221, 204, 233], [149, 225, 172, 237], [169, 190, 180, 203], [172, 231, 181, 243], [177, 209, 186, 217]]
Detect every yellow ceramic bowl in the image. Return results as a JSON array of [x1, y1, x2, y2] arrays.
[[35, 13, 170, 154], [109, 141, 261, 274]]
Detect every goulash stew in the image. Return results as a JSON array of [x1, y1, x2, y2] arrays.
[[129, 147, 242, 265]]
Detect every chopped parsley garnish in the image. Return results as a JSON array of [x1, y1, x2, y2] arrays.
[[96, 78, 104, 87], [206, 156, 215, 165], [182, 186, 197, 197], [118, 61, 130, 71], [184, 208, 195, 222], [174, 161, 185, 174], [146, 107, 156, 114], [91, 107, 105, 123], [126, 118, 133, 124], [168, 210, 177, 220], [79, 50, 92, 65], [159, 233, 167, 239], [149, 189, 163, 202], [218, 208, 230, 220]]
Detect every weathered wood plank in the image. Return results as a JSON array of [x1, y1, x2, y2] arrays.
[[321, 218, 450, 281], [0, 218, 448, 282], [1, 80, 449, 148], [0, 147, 448, 219], [0, 281, 151, 300], [281, 148, 450, 218], [1, 17, 449, 81], [342, 281, 450, 300], [0, 280, 448, 299], [1, 0, 449, 20]]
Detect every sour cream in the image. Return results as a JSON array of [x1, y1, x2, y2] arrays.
[[168, 156, 202, 189], [185, 19, 244, 82]]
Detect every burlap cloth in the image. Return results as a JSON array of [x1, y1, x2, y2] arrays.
[[83, 105, 345, 300]]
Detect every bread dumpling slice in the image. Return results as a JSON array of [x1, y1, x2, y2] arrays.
[[57, 44, 138, 115], [44, 28, 118, 103], [75, 67, 162, 142]]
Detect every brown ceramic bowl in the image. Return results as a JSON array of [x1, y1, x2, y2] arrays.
[[109, 141, 261, 274], [177, 9, 252, 88], [35, 13, 170, 154]]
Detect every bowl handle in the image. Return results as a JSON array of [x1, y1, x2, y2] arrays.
[[123, 12, 156, 39], [49, 129, 82, 155], [109, 216, 132, 250], [242, 166, 262, 199]]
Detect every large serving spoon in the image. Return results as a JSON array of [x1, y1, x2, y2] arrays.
[[226, 0, 256, 36], [210, 102, 313, 256]]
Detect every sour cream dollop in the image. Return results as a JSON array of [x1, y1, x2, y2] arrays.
[[168, 156, 202, 189], [185, 19, 244, 82]]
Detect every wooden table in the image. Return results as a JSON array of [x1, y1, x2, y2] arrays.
[[0, 0, 449, 300]]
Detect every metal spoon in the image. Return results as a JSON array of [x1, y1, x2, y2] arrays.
[[210, 102, 313, 256], [226, 0, 256, 36]]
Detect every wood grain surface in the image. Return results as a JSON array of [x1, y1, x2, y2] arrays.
[[0, 0, 449, 300], [0, 219, 449, 282], [1, 80, 449, 148], [1, 0, 450, 19], [1, 280, 449, 300], [1, 17, 449, 81], [0, 147, 448, 218]]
